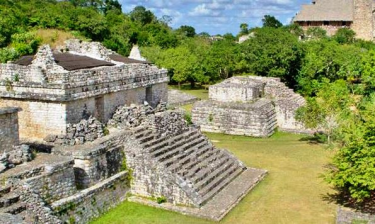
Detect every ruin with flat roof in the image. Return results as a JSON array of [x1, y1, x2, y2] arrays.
[[0, 39, 168, 141], [192, 76, 309, 137]]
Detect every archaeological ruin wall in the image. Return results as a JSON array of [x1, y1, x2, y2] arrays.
[[0, 107, 21, 153], [192, 76, 310, 137], [0, 40, 169, 141]]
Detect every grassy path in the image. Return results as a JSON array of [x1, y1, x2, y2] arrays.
[[92, 132, 336, 224]]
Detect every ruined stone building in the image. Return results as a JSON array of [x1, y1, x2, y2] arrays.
[[0, 41, 266, 223], [293, 0, 375, 40], [0, 40, 168, 141], [192, 76, 308, 137]]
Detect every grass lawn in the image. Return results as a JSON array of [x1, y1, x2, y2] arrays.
[[169, 84, 209, 100], [91, 132, 337, 224]]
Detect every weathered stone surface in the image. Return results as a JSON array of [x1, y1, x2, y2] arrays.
[[193, 99, 277, 137], [192, 76, 311, 137], [46, 116, 105, 146], [337, 207, 375, 224], [0, 40, 169, 141], [0, 107, 21, 154], [129, 168, 267, 221], [51, 171, 129, 224], [168, 89, 199, 107]]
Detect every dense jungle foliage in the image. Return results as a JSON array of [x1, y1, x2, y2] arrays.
[[0, 0, 373, 206]]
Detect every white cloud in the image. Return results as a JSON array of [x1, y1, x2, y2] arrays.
[[121, 0, 311, 34]]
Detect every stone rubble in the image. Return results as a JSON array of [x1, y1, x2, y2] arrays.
[[108, 102, 167, 129], [45, 116, 105, 146], [0, 145, 33, 173]]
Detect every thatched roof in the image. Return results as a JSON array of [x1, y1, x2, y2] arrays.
[[293, 0, 353, 22]]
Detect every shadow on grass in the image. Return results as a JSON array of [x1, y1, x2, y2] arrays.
[[299, 132, 327, 145], [322, 190, 375, 214]]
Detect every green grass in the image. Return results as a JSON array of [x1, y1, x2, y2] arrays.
[[91, 132, 336, 224], [169, 84, 209, 100]]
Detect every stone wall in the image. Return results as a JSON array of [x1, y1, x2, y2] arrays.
[[352, 0, 374, 41], [24, 159, 77, 203], [52, 130, 128, 189], [192, 99, 277, 137], [0, 107, 20, 153], [0, 99, 67, 140], [209, 80, 263, 102], [51, 171, 129, 224]]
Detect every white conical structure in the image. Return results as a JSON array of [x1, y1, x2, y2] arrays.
[[129, 45, 146, 61]]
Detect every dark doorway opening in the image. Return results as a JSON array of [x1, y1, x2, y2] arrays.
[[146, 86, 153, 105], [94, 96, 105, 122]]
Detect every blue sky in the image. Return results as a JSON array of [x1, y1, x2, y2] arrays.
[[120, 0, 312, 35]]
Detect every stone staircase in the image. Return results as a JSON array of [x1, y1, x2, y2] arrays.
[[131, 125, 246, 206], [0, 185, 26, 215]]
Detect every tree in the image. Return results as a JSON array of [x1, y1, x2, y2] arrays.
[[176, 25, 196, 37], [334, 28, 356, 44], [129, 6, 155, 25], [262, 15, 283, 28], [296, 80, 354, 144], [326, 94, 375, 202], [297, 40, 363, 96], [239, 23, 249, 35], [360, 49, 375, 94], [240, 27, 302, 86], [306, 27, 327, 40]]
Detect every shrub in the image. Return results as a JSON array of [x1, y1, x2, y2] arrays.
[[156, 196, 167, 204]]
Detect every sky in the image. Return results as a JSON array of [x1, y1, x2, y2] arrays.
[[120, 0, 312, 35]]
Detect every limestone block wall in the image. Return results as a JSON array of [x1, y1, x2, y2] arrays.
[[0, 107, 20, 153], [146, 82, 168, 107], [209, 85, 261, 102], [52, 130, 127, 189], [192, 99, 277, 137], [352, 0, 374, 41], [24, 159, 77, 204], [72, 144, 124, 189], [0, 99, 66, 140], [51, 171, 129, 224]]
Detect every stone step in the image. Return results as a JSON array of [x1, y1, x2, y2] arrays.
[[192, 157, 233, 188], [143, 135, 169, 148], [135, 129, 154, 139], [161, 138, 207, 166], [148, 130, 194, 153], [165, 141, 208, 170], [151, 131, 200, 158], [181, 150, 224, 179], [0, 202, 26, 214], [137, 134, 156, 144], [171, 145, 214, 174], [0, 185, 11, 197], [157, 135, 205, 163], [199, 164, 243, 202], [132, 126, 147, 135], [0, 193, 20, 208]]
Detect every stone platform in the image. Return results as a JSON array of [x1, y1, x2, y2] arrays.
[[168, 89, 200, 107], [129, 168, 267, 221]]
